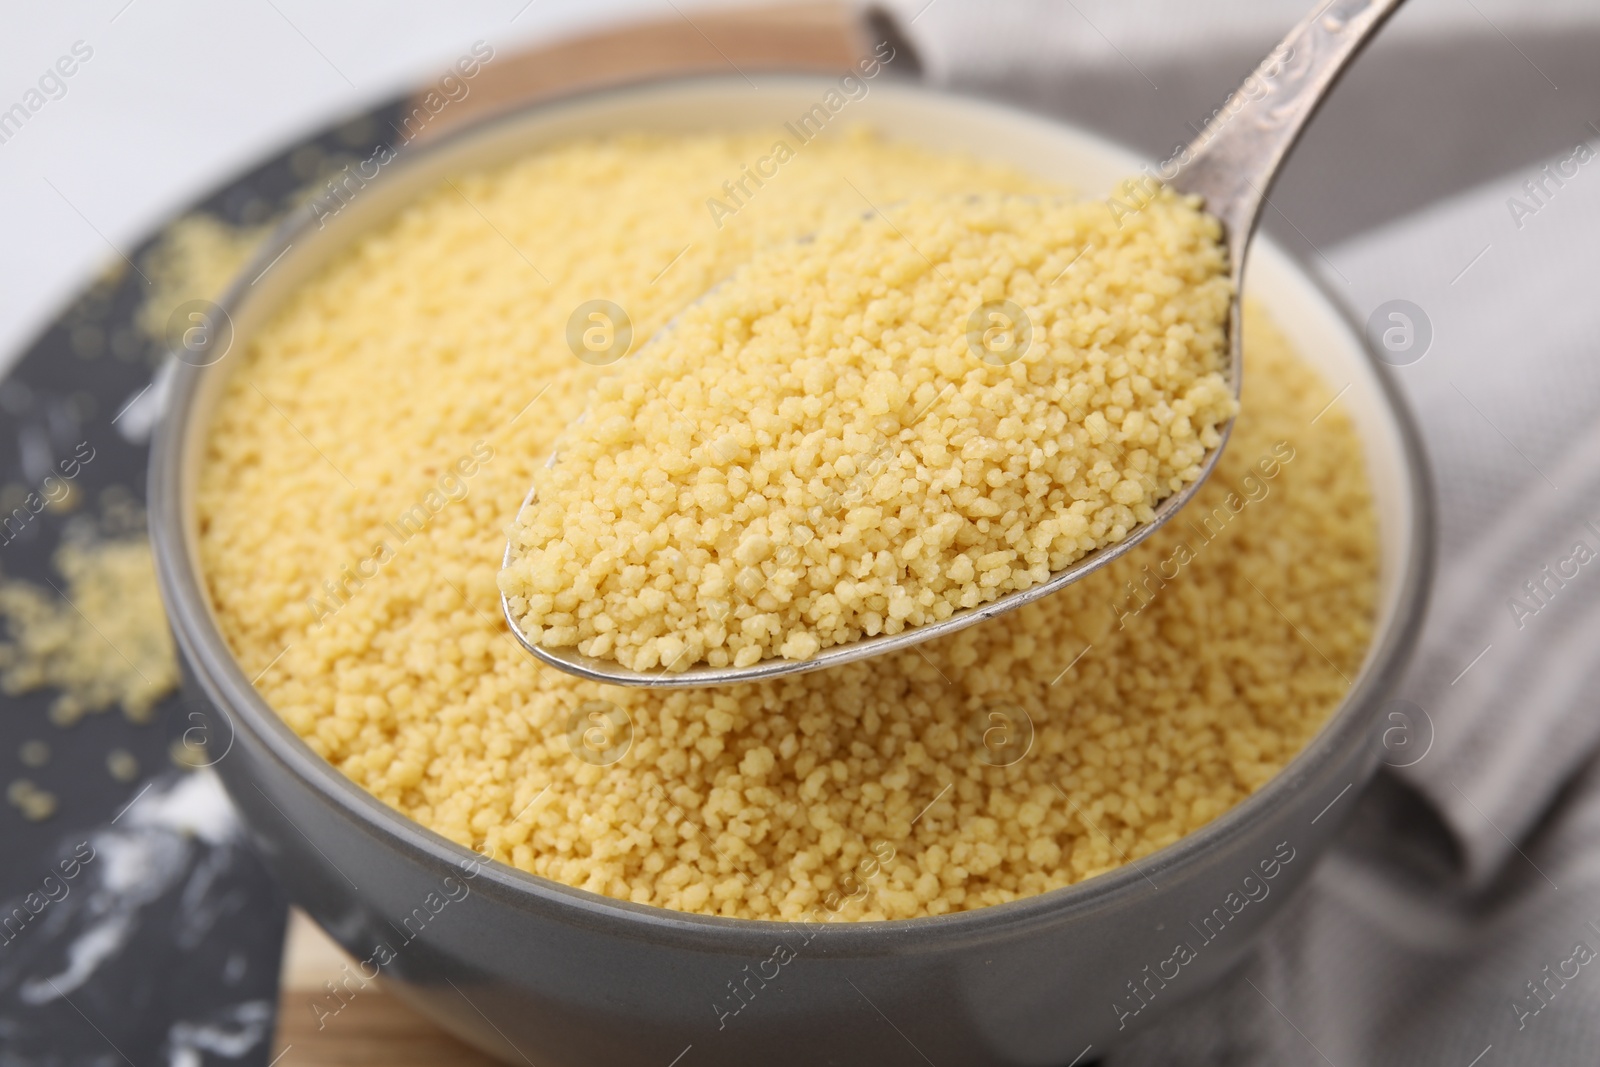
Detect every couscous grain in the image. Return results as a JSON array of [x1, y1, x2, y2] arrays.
[[198, 132, 1375, 921]]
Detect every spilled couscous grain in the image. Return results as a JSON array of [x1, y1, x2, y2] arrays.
[[0, 534, 179, 726], [198, 131, 1376, 921], [500, 189, 1234, 671]]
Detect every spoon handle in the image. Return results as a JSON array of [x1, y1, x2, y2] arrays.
[[1168, 0, 1407, 256]]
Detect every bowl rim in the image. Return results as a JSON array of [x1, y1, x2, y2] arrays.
[[150, 71, 1435, 954]]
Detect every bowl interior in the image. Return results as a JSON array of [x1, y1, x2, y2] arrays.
[[164, 74, 1423, 933]]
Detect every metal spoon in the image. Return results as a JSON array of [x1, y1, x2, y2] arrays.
[[505, 0, 1406, 688]]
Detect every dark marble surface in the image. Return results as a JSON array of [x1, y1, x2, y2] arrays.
[[0, 770, 288, 1067], [0, 96, 411, 1067]]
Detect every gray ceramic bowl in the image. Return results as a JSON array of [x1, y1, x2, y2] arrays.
[[150, 76, 1432, 1066]]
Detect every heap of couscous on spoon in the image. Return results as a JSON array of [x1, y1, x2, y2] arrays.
[[499, 187, 1234, 675]]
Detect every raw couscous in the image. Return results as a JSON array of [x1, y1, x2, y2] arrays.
[[197, 131, 1376, 921], [500, 188, 1235, 672]]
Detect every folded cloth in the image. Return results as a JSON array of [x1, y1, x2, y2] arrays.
[[876, 2, 1600, 1062], [1337, 165, 1600, 886]]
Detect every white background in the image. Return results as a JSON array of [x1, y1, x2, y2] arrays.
[[0, 0, 755, 372]]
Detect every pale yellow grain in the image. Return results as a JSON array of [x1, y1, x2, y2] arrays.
[[502, 189, 1234, 671], [199, 131, 1376, 921], [0, 538, 179, 724]]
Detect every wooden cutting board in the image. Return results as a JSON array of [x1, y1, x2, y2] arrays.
[[271, 6, 881, 1063], [274, 909, 496, 1067]]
